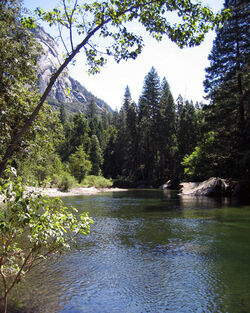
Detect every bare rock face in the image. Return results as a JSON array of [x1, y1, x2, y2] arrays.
[[35, 26, 72, 103], [180, 177, 230, 196], [33, 26, 110, 113]]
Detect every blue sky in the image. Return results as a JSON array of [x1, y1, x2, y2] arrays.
[[23, 0, 224, 110]]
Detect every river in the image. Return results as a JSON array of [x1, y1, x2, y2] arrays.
[[10, 189, 250, 313]]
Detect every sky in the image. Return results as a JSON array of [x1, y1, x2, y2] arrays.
[[23, 0, 224, 110]]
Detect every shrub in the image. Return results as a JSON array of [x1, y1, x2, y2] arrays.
[[80, 175, 113, 188], [68, 145, 92, 183], [57, 172, 77, 191], [0, 168, 92, 313]]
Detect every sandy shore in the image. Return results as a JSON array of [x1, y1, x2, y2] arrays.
[[25, 186, 128, 198], [0, 186, 127, 202]]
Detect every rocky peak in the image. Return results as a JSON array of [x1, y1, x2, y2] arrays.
[[33, 26, 111, 113]]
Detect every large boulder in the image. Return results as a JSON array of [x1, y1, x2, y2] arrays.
[[180, 177, 230, 196]]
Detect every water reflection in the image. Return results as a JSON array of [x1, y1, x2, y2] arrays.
[[10, 190, 250, 313]]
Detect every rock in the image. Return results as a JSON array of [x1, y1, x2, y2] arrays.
[[160, 179, 180, 190], [180, 177, 230, 196], [33, 26, 112, 114]]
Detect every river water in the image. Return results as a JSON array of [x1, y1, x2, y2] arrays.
[[10, 190, 250, 313]]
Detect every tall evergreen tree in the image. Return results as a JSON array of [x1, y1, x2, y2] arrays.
[[58, 112, 90, 162], [156, 78, 177, 180], [138, 67, 161, 180], [102, 126, 118, 178], [59, 103, 67, 126], [123, 85, 132, 114], [114, 107, 127, 176], [89, 135, 103, 176], [87, 97, 98, 119], [125, 101, 138, 178], [203, 0, 250, 178], [119, 86, 138, 178], [176, 96, 199, 177]]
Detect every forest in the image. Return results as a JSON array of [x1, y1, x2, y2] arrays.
[[1, 0, 249, 190], [0, 0, 249, 311], [0, 0, 249, 193]]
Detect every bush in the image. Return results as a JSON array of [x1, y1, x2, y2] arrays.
[[80, 175, 113, 188], [0, 168, 93, 313], [57, 172, 77, 191], [68, 145, 92, 183]]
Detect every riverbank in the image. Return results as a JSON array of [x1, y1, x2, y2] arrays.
[[26, 186, 128, 197], [0, 186, 128, 203]]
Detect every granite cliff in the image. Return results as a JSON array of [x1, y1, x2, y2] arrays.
[[34, 26, 111, 114]]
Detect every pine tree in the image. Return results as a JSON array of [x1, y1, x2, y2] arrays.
[[203, 0, 250, 178], [176, 96, 199, 177], [125, 101, 138, 178], [156, 78, 177, 180], [138, 67, 161, 180], [58, 112, 90, 162], [113, 107, 127, 176], [59, 103, 67, 126], [87, 97, 98, 119], [102, 126, 118, 178], [119, 86, 138, 178], [89, 135, 103, 176], [138, 67, 161, 122], [123, 85, 132, 114]]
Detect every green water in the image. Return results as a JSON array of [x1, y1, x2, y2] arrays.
[[10, 190, 250, 313]]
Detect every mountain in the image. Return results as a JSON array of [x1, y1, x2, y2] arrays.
[[34, 26, 112, 114]]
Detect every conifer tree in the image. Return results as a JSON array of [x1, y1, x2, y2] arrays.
[[203, 0, 250, 178], [89, 135, 103, 176], [59, 113, 90, 162], [87, 97, 98, 119], [125, 101, 138, 178], [119, 86, 138, 178], [123, 86, 132, 114], [176, 96, 199, 177], [102, 126, 118, 178], [156, 78, 177, 180], [138, 67, 161, 180], [59, 103, 67, 126]]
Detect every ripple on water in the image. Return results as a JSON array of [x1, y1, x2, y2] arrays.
[[10, 192, 250, 313]]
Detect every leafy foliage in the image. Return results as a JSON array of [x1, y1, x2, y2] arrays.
[[0, 169, 92, 312], [80, 175, 113, 188], [68, 145, 92, 183], [181, 132, 218, 180]]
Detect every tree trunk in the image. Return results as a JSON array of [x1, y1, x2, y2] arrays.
[[3, 293, 7, 313]]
